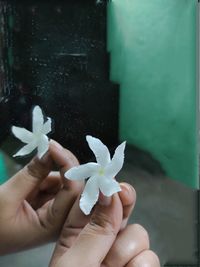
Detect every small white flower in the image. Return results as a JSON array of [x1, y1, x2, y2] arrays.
[[65, 135, 126, 215], [12, 105, 52, 159]]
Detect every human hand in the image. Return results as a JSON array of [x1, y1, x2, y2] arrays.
[[50, 183, 160, 267], [0, 141, 83, 255]]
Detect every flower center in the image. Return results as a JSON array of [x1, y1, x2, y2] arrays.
[[98, 168, 105, 176]]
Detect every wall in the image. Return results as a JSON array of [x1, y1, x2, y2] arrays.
[[108, 0, 198, 188]]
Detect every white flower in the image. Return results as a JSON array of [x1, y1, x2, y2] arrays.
[[12, 105, 52, 159], [64, 135, 126, 215]]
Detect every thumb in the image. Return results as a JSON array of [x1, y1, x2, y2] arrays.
[[51, 193, 123, 267], [2, 153, 53, 204]]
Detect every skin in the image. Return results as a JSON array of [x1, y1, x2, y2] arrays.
[[49, 184, 160, 267], [0, 140, 160, 267], [0, 140, 82, 254]]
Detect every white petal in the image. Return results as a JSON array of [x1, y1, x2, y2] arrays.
[[86, 135, 111, 167], [12, 126, 34, 143], [37, 134, 49, 159], [105, 142, 126, 178], [32, 106, 44, 133], [13, 141, 37, 157], [80, 176, 100, 215], [99, 177, 121, 197], [64, 163, 99, 180], [43, 117, 52, 135]]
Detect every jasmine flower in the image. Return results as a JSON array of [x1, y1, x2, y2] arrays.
[[65, 135, 126, 215], [12, 105, 51, 159]]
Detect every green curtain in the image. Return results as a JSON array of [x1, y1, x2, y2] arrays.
[[108, 0, 198, 188]]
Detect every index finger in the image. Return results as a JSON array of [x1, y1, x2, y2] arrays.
[[42, 140, 84, 227], [49, 140, 79, 172], [49, 140, 83, 192]]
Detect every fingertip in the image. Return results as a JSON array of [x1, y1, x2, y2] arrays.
[[49, 140, 79, 169], [26, 152, 53, 179], [49, 140, 83, 194], [119, 183, 136, 207], [49, 139, 64, 152]]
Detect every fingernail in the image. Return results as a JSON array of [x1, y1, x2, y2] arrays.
[[50, 140, 63, 151], [99, 193, 112, 206]]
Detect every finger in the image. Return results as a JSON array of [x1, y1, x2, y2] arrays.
[[125, 250, 160, 267], [49, 140, 79, 175], [50, 194, 123, 267], [49, 195, 90, 267], [49, 184, 134, 266], [49, 140, 83, 217], [61, 191, 90, 229], [2, 152, 53, 205], [119, 183, 136, 229], [103, 224, 149, 267], [48, 181, 136, 253], [39, 172, 63, 193], [38, 141, 83, 231], [27, 172, 63, 209], [47, 190, 91, 261], [49, 140, 83, 200], [27, 172, 62, 200], [59, 182, 136, 233]]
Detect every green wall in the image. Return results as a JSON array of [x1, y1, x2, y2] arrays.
[[0, 153, 7, 184], [108, 0, 198, 188]]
